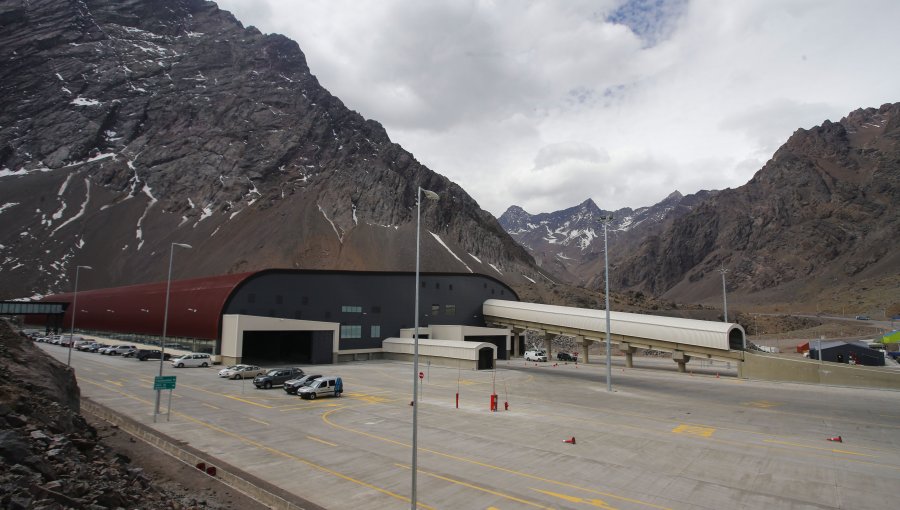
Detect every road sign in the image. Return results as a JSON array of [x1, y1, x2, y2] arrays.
[[419, 371, 424, 379], [154, 375, 176, 390]]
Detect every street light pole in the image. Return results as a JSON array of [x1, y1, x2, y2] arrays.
[[719, 267, 729, 322], [600, 215, 613, 392], [66, 265, 92, 367], [412, 186, 439, 509], [155, 242, 191, 418]]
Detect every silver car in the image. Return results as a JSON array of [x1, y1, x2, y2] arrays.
[[218, 364, 266, 379], [297, 377, 343, 400]]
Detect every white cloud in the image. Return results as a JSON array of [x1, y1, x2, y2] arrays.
[[216, 0, 900, 215]]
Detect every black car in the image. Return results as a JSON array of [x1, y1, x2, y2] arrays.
[[253, 367, 304, 389], [134, 349, 173, 361], [283, 374, 323, 394], [556, 352, 578, 362]]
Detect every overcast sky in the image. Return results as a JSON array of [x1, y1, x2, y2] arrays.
[[215, 0, 900, 217]]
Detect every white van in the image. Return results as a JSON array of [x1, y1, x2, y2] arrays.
[[170, 353, 212, 368], [524, 350, 547, 362], [297, 377, 343, 400]]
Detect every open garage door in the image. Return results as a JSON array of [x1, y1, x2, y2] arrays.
[[241, 330, 334, 365], [478, 347, 494, 370]]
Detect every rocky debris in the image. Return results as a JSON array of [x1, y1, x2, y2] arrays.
[[0, 319, 237, 509]]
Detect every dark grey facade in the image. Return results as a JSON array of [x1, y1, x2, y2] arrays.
[[220, 270, 518, 362]]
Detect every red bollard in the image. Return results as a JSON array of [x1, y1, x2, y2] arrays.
[[490, 394, 498, 412], [456, 392, 459, 409], [504, 401, 509, 411]]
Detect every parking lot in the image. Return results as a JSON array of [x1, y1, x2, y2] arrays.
[[40, 342, 900, 510]]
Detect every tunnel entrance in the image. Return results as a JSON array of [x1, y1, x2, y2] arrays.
[[478, 346, 494, 370], [728, 328, 745, 350]]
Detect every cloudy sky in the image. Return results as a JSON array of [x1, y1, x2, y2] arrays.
[[215, 0, 900, 217]]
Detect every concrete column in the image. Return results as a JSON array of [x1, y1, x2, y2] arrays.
[[574, 335, 584, 363], [620, 342, 637, 368], [582, 337, 591, 364], [673, 350, 691, 373], [512, 329, 522, 357], [544, 332, 552, 359]]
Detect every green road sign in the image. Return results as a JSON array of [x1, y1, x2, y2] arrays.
[[154, 375, 176, 390]]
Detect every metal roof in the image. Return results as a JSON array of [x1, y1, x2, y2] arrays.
[[483, 299, 743, 351], [383, 337, 497, 361]]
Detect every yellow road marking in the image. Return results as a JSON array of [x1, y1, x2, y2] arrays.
[[77, 377, 433, 509], [225, 394, 274, 409], [763, 440, 874, 457], [323, 409, 672, 510], [396, 464, 554, 509], [744, 401, 780, 408], [248, 417, 269, 426], [671, 424, 715, 437], [105, 380, 123, 387], [307, 435, 337, 447], [279, 403, 342, 411], [532, 488, 617, 509], [202, 403, 220, 410]]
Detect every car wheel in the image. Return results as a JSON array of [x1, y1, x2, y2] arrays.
[[265, 381, 272, 389], [308, 392, 316, 400], [176, 363, 184, 368], [233, 374, 242, 380], [201, 362, 208, 367]]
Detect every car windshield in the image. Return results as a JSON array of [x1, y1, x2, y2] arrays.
[[265, 369, 280, 376]]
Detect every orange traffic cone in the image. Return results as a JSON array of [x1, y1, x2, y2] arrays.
[[827, 436, 842, 443], [563, 436, 576, 444]]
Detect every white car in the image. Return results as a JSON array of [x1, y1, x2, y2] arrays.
[[171, 353, 212, 368], [524, 350, 548, 362], [218, 364, 266, 379]]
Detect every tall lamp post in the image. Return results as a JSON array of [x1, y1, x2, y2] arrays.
[[719, 267, 729, 322], [66, 265, 92, 367], [599, 215, 613, 392], [154, 242, 191, 418], [411, 186, 439, 509]]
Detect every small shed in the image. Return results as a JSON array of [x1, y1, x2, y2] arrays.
[[808, 340, 885, 366], [382, 338, 497, 370]]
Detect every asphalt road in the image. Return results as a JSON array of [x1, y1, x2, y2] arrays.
[[42, 344, 900, 510]]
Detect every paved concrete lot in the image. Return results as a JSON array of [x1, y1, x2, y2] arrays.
[[42, 344, 900, 510]]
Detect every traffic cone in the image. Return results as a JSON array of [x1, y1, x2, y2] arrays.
[[563, 436, 576, 444], [827, 436, 842, 443]]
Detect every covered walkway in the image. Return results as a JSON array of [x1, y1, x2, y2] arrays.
[[483, 299, 745, 372]]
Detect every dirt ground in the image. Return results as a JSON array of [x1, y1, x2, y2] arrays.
[[83, 410, 272, 510]]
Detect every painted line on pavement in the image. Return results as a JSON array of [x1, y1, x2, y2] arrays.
[[307, 436, 337, 447], [396, 463, 554, 509], [763, 439, 875, 457]]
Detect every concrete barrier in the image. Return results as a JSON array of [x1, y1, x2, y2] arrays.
[[81, 398, 322, 510], [739, 352, 900, 390]]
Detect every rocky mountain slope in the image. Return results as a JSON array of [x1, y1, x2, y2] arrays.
[[613, 103, 900, 310], [498, 191, 717, 286], [0, 0, 548, 299]]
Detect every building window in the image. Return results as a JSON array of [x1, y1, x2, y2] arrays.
[[449, 284, 453, 291], [340, 325, 362, 338], [342, 305, 363, 313], [248, 293, 256, 304], [435, 282, 440, 289], [276, 295, 283, 304], [445, 304, 456, 316], [370, 325, 381, 338], [371, 305, 381, 314], [431, 304, 440, 316]]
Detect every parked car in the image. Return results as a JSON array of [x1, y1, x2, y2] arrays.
[[297, 377, 343, 400], [105, 345, 137, 356], [133, 349, 172, 361], [283, 374, 323, 394], [524, 350, 548, 362], [855, 315, 871, 320], [170, 353, 212, 368], [75, 341, 98, 351], [253, 368, 304, 389], [556, 352, 577, 362], [218, 364, 267, 379], [87, 343, 109, 353]]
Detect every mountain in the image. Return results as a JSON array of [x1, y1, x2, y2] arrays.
[[0, 0, 551, 299], [498, 190, 718, 286], [613, 103, 900, 309]]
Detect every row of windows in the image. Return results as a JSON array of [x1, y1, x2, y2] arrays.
[[238, 304, 458, 319], [340, 324, 381, 339], [431, 304, 455, 316]]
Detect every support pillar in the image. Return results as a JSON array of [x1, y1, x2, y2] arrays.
[[582, 338, 591, 364], [512, 329, 522, 358], [673, 350, 691, 373], [620, 342, 637, 368], [543, 332, 552, 359]]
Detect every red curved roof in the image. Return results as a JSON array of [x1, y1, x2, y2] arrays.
[[45, 272, 254, 340]]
